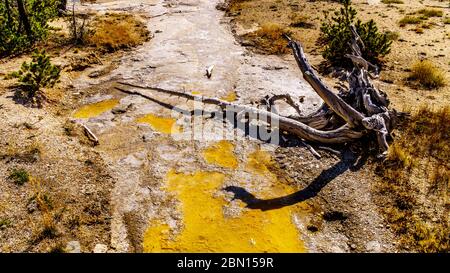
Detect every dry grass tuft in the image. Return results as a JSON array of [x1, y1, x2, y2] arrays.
[[242, 22, 291, 55], [87, 13, 150, 52], [375, 106, 449, 252], [399, 16, 423, 26], [385, 30, 400, 41], [39, 212, 59, 239], [417, 9, 443, 18], [399, 9, 443, 27], [31, 178, 54, 212], [414, 27, 424, 34], [29, 178, 60, 244], [392, 106, 449, 163], [289, 14, 314, 29], [409, 60, 446, 89]]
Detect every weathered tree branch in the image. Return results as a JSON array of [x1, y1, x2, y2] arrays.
[[114, 82, 365, 144], [286, 36, 365, 128], [113, 26, 400, 157]]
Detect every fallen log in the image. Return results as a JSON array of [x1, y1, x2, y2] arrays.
[[114, 25, 402, 158], [115, 82, 366, 144]]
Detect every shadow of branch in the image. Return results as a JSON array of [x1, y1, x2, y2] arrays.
[[224, 150, 367, 211]]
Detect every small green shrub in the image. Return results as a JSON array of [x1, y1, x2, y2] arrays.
[[8, 168, 30, 185], [320, 0, 391, 68], [10, 49, 60, 99], [444, 18, 450, 24], [289, 14, 314, 28]]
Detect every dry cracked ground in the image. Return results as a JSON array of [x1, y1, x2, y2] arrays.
[[1, 0, 446, 253]]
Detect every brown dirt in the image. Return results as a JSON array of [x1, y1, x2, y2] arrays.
[[272, 144, 396, 252], [0, 99, 113, 252], [0, 9, 150, 253]]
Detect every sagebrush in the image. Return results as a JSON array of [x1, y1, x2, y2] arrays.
[[409, 60, 446, 89]]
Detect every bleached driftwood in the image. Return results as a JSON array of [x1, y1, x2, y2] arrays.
[[80, 123, 99, 145], [114, 26, 402, 157]]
